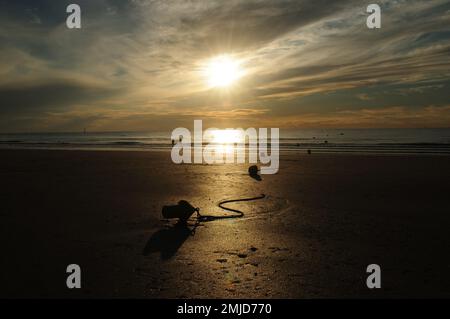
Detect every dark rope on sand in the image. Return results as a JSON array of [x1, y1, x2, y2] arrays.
[[195, 194, 266, 222]]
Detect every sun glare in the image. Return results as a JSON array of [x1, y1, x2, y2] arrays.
[[211, 129, 243, 144], [204, 55, 245, 88]]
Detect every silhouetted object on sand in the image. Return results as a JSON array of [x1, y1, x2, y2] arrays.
[[162, 200, 198, 224], [248, 165, 258, 176], [248, 165, 262, 181], [307, 149, 312, 155]]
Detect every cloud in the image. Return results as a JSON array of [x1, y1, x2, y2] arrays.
[[269, 105, 450, 128], [0, 0, 449, 131], [395, 84, 445, 95], [0, 79, 120, 115], [357, 93, 372, 101]]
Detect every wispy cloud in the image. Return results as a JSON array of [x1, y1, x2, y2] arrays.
[[0, 0, 449, 131], [267, 105, 450, 128]]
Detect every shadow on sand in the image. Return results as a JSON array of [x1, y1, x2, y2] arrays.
[[143, 222, 197, 260]]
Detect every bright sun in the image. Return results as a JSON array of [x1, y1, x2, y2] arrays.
[[204, 55, 245, 88], [211, 129, 243, 144]]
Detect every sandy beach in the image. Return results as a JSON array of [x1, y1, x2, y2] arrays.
[[1, 149, 449, 298]]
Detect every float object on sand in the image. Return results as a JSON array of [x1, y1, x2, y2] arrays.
[[248, 165, 259, 177], [162, 200, 197, 223]]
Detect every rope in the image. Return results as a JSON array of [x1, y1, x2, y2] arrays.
[[195, 194, 266, 222]]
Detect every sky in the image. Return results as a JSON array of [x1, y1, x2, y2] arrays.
[[0, 0, 449, 133]]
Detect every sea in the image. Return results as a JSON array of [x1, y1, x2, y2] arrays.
[[0, 128, 449, 155]]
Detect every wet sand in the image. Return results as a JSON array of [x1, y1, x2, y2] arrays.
[[0, 149, 449, 298]]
